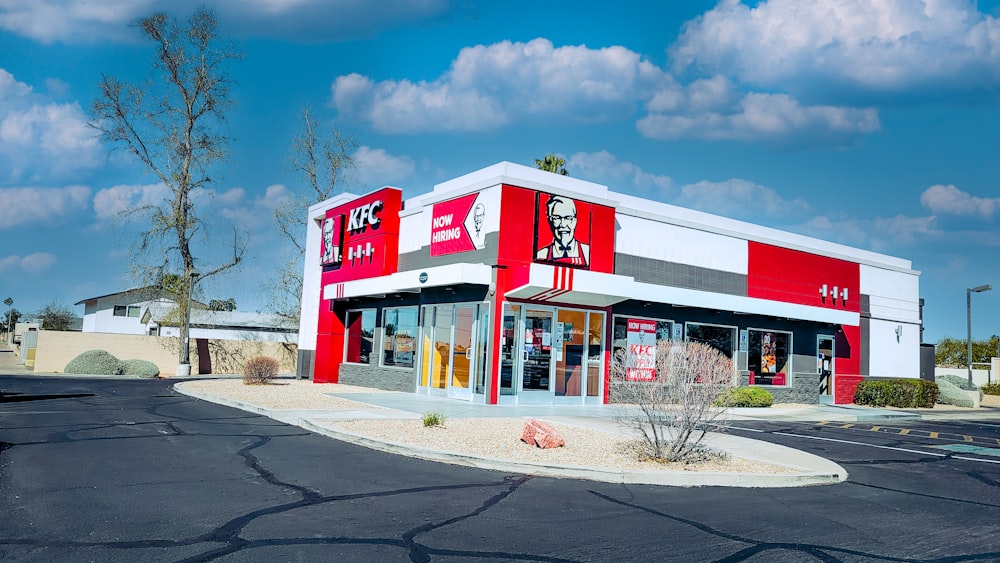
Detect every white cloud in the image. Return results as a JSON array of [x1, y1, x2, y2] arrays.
[[674, 178, 810, 220], [920, 184, 1000, 218], [0, 0, 455, 44], [0, 185, 91, 228], [671, 0, 1000, 96], [566, 151, 672, 195], [0, 252, 56, 273], [638, 92, 880, 142], [799, 213, 940, 250], [352, 146, 415, 187], [219, 184, 294, 227], [92, 183, 169, 221], [332, 38, 668, 133], [0, 68, 100, 183]]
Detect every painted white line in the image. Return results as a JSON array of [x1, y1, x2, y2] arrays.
[[953, 456, 1000, 464], [773, 431, 947, 457], [727, 425, 765, 433]]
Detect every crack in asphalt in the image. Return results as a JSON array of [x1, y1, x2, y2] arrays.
[[590, 490, 1000, 563]]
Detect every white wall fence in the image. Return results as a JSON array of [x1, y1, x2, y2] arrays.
[[935, 358, 999, 387]]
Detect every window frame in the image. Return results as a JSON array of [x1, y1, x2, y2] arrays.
[[380, 306, 419, 369], [611, 314, 675, 381], [746, 327, 793, 387], [683, 321, 738, 360], [113, 305, 141, 318], [343, 308, 376, 365]]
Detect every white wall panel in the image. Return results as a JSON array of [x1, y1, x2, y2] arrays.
[[867, 318, 921, 378], [615, 214, 748, 274], [860, 265, 920, 322]]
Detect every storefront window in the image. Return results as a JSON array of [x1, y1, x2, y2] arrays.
[[747, 329, 791, 385], [685, 322, 736, 360], [612, 316, 674, 380], [381, 307, 418, 368], [345, 309, 375, 364]]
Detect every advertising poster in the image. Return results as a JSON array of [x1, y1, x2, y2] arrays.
[[430, 191, 487, 256], [320, 211, 344, 268], [534, 192, 592, 269], [393, 335, 415, 365], [761, 332, 777, 374], [625, 318, 657, 381]]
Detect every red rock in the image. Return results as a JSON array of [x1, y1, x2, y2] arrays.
[[520, 418, 565, 449]]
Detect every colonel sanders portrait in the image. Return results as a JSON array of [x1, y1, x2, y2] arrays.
[[535, 195, 589, 267]]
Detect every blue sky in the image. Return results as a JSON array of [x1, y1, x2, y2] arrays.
[[1, 0, 999, 344]]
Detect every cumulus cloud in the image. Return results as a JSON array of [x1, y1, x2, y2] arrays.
[[352, 146, 415, 187], [638, 92, 880, 142], [0, 0, 456, 44], [0, 252, 56, 274], [920, 184, 1000, 218], [332, 38, 668, 133], [671, 0, 1000, 98], [0, 68, 100, 183], [673, 178, 811, 220], [0, 185, 91, 228], [92, 183, 170, 221], [566, 151, 672, 194], [218, 184, 294, 227], [799, 213, 940, 250]]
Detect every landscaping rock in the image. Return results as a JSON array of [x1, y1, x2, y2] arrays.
[[520, 418, 565, 449]]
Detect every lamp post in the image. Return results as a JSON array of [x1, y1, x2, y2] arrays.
[[4, 297, 12, 345], [178, 270, 200, 377], [967, 284, 992, 388]]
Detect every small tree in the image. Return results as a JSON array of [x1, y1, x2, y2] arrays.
[[610, 340, 733, 462], [935, 336, 999, 367], [208, 298, 236, 311], [36, 302, 76, 331], [534, 154, 568, 175]]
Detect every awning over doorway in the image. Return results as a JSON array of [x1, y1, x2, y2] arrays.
[[323, 263, 492, 301], [505, 263, 860, 326]]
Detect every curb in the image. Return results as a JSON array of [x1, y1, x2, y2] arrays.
[[175, 383, 846, 488]]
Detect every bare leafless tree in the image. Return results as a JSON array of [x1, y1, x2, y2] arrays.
[[90, 8, 246, 364], [264, 107, 356, 326], [610, 340, 734, 462]]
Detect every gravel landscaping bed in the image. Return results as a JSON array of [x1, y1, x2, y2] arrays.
[[177, 379, 798, 475]]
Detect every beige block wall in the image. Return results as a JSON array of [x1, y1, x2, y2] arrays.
[[33, 330, 296, 376]]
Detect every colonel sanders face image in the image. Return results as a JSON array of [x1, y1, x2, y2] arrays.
[[473, 203, 485, 236], [535, 195, 589, 267], [321, 217, 336, 264]]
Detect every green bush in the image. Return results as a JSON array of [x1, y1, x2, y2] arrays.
[[422, 411, 446, 427], [982, 382, 1000, 396], [714, 386, 774, 408], [122, 359, 160, 379], [936, 378, 975, 407], [242, 356, 279, 385], [64, 350, 125, 376], [937, 374, 983, 399], [854, 378, 938, 408]]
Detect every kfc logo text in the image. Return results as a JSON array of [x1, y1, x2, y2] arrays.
[[348, 200, 383, 233]]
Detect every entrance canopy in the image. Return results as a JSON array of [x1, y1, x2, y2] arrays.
[[505, 263, 859, 326], [323, 263, 492, 300]]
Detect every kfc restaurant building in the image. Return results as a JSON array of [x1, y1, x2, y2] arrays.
[[297, 162, 922, 405]]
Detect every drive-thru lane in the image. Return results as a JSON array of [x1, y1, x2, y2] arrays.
[[2, 376, 998, 562]]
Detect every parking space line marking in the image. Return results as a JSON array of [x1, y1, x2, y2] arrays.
[[840, 424, 854, 428], [929, 431, 939, 438], [899, 429, 910, 435], [964, 435, 974, 442], [870, 426, 881, 432]]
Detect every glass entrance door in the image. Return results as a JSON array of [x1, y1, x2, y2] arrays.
[[818, 335, 835, 404], [521, 308, 554, 396], [419, 303, 486, 401]]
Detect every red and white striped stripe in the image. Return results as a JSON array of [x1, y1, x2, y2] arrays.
[[528, 266, 574, 301]]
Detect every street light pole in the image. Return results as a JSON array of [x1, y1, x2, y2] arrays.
[[967, 284, 992, 388]]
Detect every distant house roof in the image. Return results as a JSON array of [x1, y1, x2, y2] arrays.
[[142, 303, 297, 333], [75, 286, 173, 306]]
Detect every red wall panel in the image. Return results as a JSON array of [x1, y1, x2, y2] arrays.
[[747, 242, 860, 312]]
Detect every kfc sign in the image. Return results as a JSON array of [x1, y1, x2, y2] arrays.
[[430, 192, 487, 256], [319, 188, 402, 284], [348, 200, 383, 233]]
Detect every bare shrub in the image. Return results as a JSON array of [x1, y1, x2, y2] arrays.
[[610, 340, 734, 462], [243, 356, 279, 385]]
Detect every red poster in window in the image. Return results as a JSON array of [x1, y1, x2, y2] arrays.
[[534, 193, 591, 269]]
